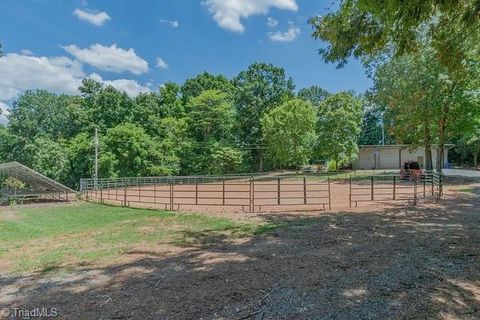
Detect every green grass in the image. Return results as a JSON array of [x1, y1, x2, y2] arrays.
[[458, 187, 478, 194], [0, 203, 273, 274]]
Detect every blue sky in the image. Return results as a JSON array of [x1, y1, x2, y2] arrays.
[[0, 0, 372, 121]]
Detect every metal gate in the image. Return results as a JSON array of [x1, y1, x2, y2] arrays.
[[349, 172, 443, 207]]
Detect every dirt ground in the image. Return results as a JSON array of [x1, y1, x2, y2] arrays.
[[86, 179, 428, 222], [1, 184, 479, 319]]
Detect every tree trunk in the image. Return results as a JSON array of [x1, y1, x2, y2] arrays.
[[424, 125, 433, 171], [436, 115, 447, 173], [257, 150, 263, 173], [474, 152, 478, 168]]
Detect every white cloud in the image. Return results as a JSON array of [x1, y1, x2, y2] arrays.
[[203, 0, 298, 32], [160, 19, 179, 28], [88, 73, 151, 97], [156, 57, 168, 69], [73, 8, 111, 26], [63, 44, 149, 75], [0, 53, 84, 101], [0, 52, 152, 108], [0, 101, 10, 124], [20, 49, 34, 55], [268, 23, 300, 42], [266, 17, 279, 27]]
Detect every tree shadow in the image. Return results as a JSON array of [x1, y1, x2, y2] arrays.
[[1, 191, 479, 319]]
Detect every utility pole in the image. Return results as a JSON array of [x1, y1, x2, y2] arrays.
[[381, 112, 385, 145], [94, 128, 99, 190], [382, 123, 385, 145]]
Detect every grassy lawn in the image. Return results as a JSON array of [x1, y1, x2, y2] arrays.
[[0, 203, 270, 274]]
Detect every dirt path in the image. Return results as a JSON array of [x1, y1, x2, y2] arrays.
[[1, 187, 479, 319]]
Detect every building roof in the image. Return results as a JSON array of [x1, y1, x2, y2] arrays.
[[0, 162, 75, 193]]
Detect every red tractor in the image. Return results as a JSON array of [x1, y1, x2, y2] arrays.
[[400, 161, 422, 181]]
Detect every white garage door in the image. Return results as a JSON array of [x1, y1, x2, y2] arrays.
[[380, 149, 399, 169]]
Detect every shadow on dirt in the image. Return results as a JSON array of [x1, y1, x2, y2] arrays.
[[1, 192, 479, 319]]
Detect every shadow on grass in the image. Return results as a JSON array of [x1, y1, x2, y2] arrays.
[[1, 191, 479, 319]]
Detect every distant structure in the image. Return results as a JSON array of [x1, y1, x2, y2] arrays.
[[0, 162, 75, 204], [353, 145, 455, 170]]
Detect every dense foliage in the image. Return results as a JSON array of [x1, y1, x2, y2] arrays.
[[310, 1, 480, 171], [0, 63, 365, 188]]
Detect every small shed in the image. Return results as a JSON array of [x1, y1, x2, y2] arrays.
[[352, 145, 454, 170]]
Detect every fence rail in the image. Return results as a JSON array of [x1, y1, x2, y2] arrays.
[[81, 175, 331, 212], [349, 172, 443, 207], [81, 171, 443, 212]]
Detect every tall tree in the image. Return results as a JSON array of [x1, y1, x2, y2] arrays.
[[79, 79, 134, 131], [184, 90, 240, 174], [298, 86, 330, 107], [373, 48, 479, 171], [8, 90, 84, 140], [309, 0, 480, 71], [100, 123, 174, 178], [316, 92, 363, 169], [233, 63, 295, 172], [262, 99, 317, 169], [181, 72, 234, 103]]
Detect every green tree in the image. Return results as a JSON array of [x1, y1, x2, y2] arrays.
[[233, 63, 295, 172], [373, 48, 479, 171], [298, 86, 330, 107], [187, 90, 235, 142], [8, 90, 84, 140], [157, 116, 191, 175], [159, 82, 184, 117], [316, 92, 363, 169], [210, 146, 244, 174], [181, 72, 234, 103], [184, 90, 241, 174], [66, 133, 94, 188], [309, 0, 480, 71], [23, 136, 69, 182], [100, 123, 174, 178], [79, 79, 134, 131], [262, 99, 317, 169]]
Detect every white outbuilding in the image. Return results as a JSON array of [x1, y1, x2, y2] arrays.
[[352, 145, 454, 170]]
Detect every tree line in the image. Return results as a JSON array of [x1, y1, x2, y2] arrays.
[[309, 0, 480, 170], [0, 63, 364, 188]]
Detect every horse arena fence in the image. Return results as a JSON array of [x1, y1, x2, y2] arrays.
[[80, 171, 444, 212]]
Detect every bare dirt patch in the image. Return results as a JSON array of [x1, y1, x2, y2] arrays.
[[1, 186, 479, 319]]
